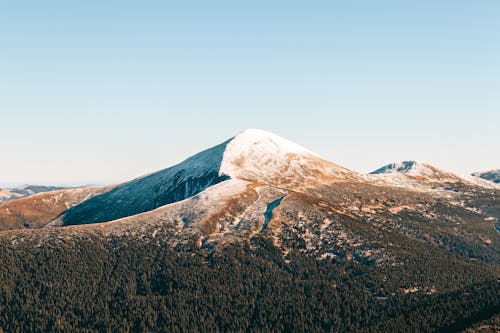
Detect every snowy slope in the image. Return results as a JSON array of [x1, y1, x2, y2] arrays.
[[371, 161, 456, 179], [220, 129, 357, 186], [62, 129, 357, 226], [62, 139, 230, 226], [371, 161, 421, 175], [370, 161, 500, 190]]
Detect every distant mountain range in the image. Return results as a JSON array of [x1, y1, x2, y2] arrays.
[[0, 185, 67, 204], [0, 129, 498, 332]]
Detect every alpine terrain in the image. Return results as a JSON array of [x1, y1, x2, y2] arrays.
[[0, 129, 499, 332], [0, 185, 67, 204]]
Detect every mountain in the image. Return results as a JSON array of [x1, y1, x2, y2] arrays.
[[0, 186, 113, 231], [370, 160, 455, 177], [59, 129, 358, 227], [0, 185, 66, 204], [2, 130, 499, 260], [0, 129, 498, 332], [472, 169, 500, 184], [370, 160, 499, 191]]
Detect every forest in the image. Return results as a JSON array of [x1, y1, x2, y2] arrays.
[[0, 234, 498, 332]]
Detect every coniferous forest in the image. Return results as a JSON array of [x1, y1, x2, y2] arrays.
[[2, 0, 500, 330], [0, 234, 498, 333]]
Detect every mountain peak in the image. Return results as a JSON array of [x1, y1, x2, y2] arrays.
[[370, 161, 426, 175], [229, 129, 313, 155], [370, 161, 500, 190], [220, 129, 319, 181], [61, 129, 355, 226], [369, 160, 462, 184]]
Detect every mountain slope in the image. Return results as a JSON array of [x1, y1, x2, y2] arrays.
[[0, 185, 66, 204], [370, 160, 499, 191], [0, 129, 499, 332], [0, 186, 112, 231], [60, 138, 230, 226], [1, 130, 497, 264], [2, 130, 498, 264], [61, 129, 358, 226]]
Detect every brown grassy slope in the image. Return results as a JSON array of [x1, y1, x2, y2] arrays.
[[0, 186, 112, 231]]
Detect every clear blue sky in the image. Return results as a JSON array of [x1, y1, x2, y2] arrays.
[[1, 1, 499, 185]]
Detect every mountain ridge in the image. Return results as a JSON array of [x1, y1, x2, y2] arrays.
[[1, 128, 499, 332], [369, 160, 500, 191], [1, 129, 498, 233], [60, 129, 360, 227], [0, 185, 67, 204]]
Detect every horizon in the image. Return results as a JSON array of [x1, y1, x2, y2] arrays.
[[1, 1, 499, 184], [0, 127, 497, 188]]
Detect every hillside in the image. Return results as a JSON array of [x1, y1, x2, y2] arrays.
[[0, 129, 498, 332], [0, 186, 113, 231], [0, 185, 66, 204]]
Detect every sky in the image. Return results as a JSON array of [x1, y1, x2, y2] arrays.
[[1, 1, 499, 185]]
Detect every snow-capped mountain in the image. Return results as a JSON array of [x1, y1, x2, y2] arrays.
[[371, 160, 458, 179], [0, 129, 497, 264], [60, 129, 360, 226], [371, 161, 422, 174], [1, 127, 499, 333], [472, 169, 500, 184], [219, 129, 358, 185], [369, 160, 499, 191]]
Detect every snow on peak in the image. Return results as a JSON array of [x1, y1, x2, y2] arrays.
[[224, 129, 315, 163], [230, 129, 314, 155], [370, 161, 430, 175], [219, 129, 327, 182], [370, 160, 460, 183], [370, 161, 500, 190], [62, 128, 362, 226]]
